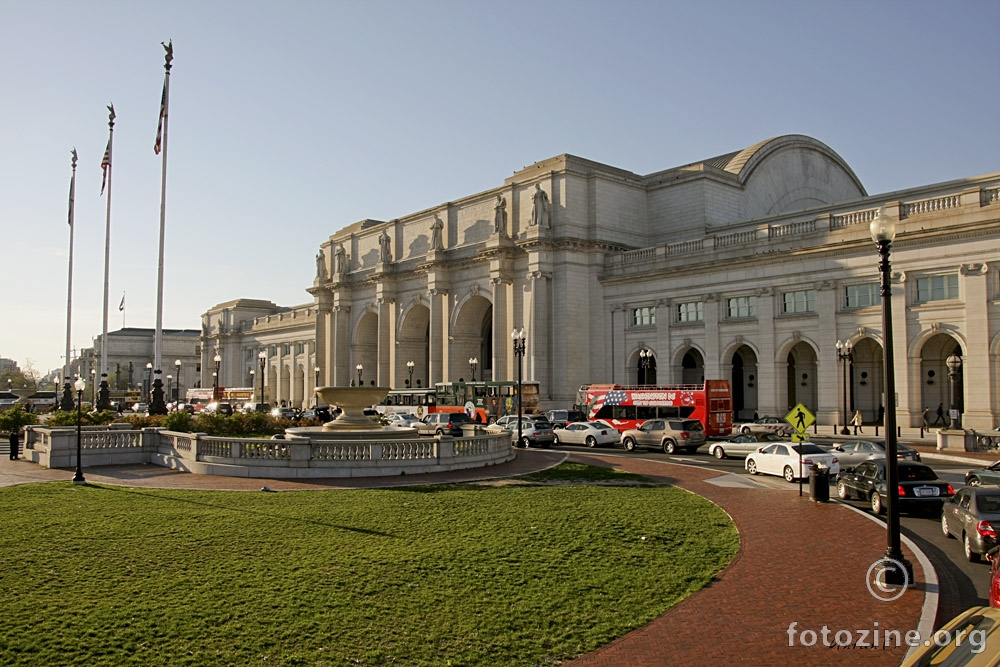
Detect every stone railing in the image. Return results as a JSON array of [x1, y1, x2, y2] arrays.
[[605, 181, 999, 274], [21, 426, 515, 480]]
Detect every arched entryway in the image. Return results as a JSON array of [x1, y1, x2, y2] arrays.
[[680, 348, 704, 385], [848, 337, 883, 424], [398, 303, 430, 389], [919, 334, 964, 424], [355, 312, 378, 386], [731, 345, 758, 421], [451, 295, 492, 381], [786, 342, 817, 412]]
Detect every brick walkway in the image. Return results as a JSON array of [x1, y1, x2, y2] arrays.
[[0, 449, 939, 665]]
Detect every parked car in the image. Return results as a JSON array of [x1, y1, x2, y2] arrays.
[[271, 406, 297, 420], [494, 414, 555, 448], [131, 402, 148, 414], [173, 402, 196, 414], [383, 412, 420, 427], [299, 406, 333, 422], [415, 411, 473, 436], [746, 442, 840, 482], [899, 606, 1000, 666], [204, 402, 234, 416], [544, 409, 586, 429], [241, 402, 271, 414], [707, 432, 782, 460], [732, 417, 794, 437], [942, 486, 1000, 562], [621, 418, 705, 454], [552, 421, 618, 448], [835, 459, 953, 514], [966, 461, 1000, 487], [826, 439, 921, 467]]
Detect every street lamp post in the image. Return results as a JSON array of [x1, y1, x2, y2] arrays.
[[174, 359, 182, 402], [639, 348, 651, 385], [836, 340, 853, 435], [90, 369, 97, 405], [511, 329, 526, 447], [947, 353, 963, 430], [469, 357, 478, 382], [314, 366, 321, 407], [258, 350, 266, 404], [356, 364, 363, 387], [213, 352, 222, 399], [73, 377, 86, 484], [166, 375, 172, 406], [871, 206, 913, 586], [145, 363, 153, 401], [406, 360, 414, 388]]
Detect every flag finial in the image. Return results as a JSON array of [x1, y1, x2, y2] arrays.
[[70, 148, 77, 169], [162, 39, 173, 71], [107, 103, 116, 127]]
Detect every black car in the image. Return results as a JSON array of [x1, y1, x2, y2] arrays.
[[836, 460, 954, 515], [544, 409, 586, 429], [299, 406, 332, 422]]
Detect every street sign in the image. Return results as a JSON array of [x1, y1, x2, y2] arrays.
[[791, 432, 809, 443], [785, 403, 815, 432]]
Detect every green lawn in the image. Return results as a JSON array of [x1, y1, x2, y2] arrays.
[[0, 463, 738, 666]]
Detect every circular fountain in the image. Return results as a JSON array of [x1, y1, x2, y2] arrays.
[[11, 388, 37, 404], [284, 386, 416, 442]]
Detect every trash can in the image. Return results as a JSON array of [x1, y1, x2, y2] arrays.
[[809, 464, 830, 503]]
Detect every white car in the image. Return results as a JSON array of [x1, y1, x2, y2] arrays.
[[384, 412, 421, 427], [732, 417, 794, 437], [745, 442, 840, 482], [552, 421, 619, 448]]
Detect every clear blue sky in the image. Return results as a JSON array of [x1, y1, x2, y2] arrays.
[[2, 0, 997, 377]]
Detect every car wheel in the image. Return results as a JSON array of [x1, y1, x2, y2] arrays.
[[553, 433, 560, 445], [436, 428, 445, 436], [662, 440, 676, 455], [585, 435, 597, 448], [747, 460, 758, 475], [870, 493, 884, 515], [623, 437, 636, 452], [520, 437, 531, 449], [741, 426, 751, 434], [783, 466, 796, 483], [837, 481, 849, 500], [713, 447, 726, 460], [965, 533, 981, 563], [969, 476, 982, 487], [941, 512, 953, 539]]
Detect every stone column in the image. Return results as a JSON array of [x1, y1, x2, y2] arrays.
[[755, 288, 778, 416], [960, 263, 991, 429], [816, 281, 838, 423]]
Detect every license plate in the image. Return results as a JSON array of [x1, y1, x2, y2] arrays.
[[914, 487, 939, 497]]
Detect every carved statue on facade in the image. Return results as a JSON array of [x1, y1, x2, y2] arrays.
[[334, 243, 347, 274], [494, 194, 508, 237], [530, 183, 550, 228], [431, 216, 444, 251], [379, 230, 392, 263], [315, 251, 327, 279]]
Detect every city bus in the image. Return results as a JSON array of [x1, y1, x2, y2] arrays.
[[379, 380, 541, 423], [577, 380, 732, 437]]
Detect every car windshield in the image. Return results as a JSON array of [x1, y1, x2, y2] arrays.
[[791, 444, 826, 455], [977, 494, 1000, 513], [899, 465, 938, 481]]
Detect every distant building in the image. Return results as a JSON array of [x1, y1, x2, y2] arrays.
[[0, 357, 20, 375], [71, 328, 201, 401]]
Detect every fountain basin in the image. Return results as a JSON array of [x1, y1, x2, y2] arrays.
[[316, 386, 390, 431]]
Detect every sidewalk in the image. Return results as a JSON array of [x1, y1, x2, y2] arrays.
[[0, 449, 934, 665]]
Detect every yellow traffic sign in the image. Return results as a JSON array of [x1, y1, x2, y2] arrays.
[[785, 403, 815, 432], [791, 432, 809, 443]]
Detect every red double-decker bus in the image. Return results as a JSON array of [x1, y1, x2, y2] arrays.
[[577, 380, 732, 437]]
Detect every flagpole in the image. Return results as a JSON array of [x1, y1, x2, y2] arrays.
[[98, 104, 115, 410], [150, 39, 173, 415], [61, 149, 78, 411]]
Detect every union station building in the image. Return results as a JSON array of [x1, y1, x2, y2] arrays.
[[195, 135, 1000, 429]]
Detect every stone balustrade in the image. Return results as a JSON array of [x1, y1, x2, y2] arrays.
[[21, 425, 515, 479]]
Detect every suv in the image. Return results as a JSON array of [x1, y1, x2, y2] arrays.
[[621, 419, 706, 454], [496, 414, 555, 449], [544, 409, 586, 429], [416, 411, 473, 436]]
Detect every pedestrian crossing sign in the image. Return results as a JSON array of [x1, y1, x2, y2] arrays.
[[785, 403, 815, 432], [790, 432, 809, 443]]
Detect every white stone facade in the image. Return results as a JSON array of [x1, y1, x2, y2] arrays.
[[212, 134, 1000, 428]]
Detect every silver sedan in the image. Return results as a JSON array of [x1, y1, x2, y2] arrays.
[[553, 421, 619, 448], [827, 440, 921, 467]]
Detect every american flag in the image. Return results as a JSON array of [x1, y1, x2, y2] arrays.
[[588, 390, 628, 419], [100, 140, 111, 195], [154, 80, 167, 155]]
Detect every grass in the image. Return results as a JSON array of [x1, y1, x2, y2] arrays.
[[0, 464, 738, 666]]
